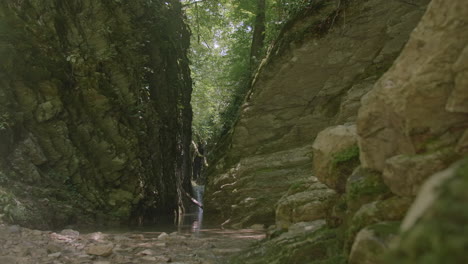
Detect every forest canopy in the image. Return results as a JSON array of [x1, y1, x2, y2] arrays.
[[184, 0, 314, 145]]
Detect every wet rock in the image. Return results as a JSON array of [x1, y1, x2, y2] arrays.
[[86, 244, 114, 257]]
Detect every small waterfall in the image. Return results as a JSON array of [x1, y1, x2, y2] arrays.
[[178, 184, 205, 234]]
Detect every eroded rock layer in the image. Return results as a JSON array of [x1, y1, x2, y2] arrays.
[[224, 0, 468, 263], [205, 0, 429, 228], [0, 0, 192, 228]]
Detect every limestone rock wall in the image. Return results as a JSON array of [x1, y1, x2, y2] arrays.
[[0, 0, 192, 228], [226, 0, 468, 263], [205, 0, 429, 228]]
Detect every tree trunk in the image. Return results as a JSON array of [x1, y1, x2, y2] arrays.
[[250, 0, 266, 69]]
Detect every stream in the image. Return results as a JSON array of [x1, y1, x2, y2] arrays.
[[0, 185, 265, 264]]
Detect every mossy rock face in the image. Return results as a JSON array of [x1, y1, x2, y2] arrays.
[[348, 221, 400, 264], [0, 0, 193, 227], [276, 180, 337, 230], [345, 196, 412, 252], [384, 159, 468, 264], [229, 222, 345, 264], [346, 167, 391, 212]]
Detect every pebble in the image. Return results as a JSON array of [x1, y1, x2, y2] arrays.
[[158, 232, 169, 239]]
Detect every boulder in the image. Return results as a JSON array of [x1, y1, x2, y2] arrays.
[[357, 0, 468, 172], [346, 167, 390, 212], [382, 149, 457, 196], [312, 124, 359, 192], [385, 159, 468, 264], [346, 196, 412, 251], [86, 244, 114, 257], [349, 222, 399, 264], [276, 181, 337, 230]]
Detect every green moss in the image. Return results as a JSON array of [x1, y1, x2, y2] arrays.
[[330, 145, 361, 192], [313, 255, 347, 264], [229, 227, 345, 264], [368, 221, 400, 237], [346, 168, 390, 212], [332, 145, 360, 167], [345, 196, 412, 252], [289, 180, 308, 193], [384, 159, 468, 264]]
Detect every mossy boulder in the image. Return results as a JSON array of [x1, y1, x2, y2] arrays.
[[345, 196, 412, 252], [229, 221, 344, 264], [346, 167, 391, 212], [276, 179, 337, 230], [313, 124, 360, 192], [349, 221, 400, 264], [382, 148, 459, 196], [384, 158, 468, 263]]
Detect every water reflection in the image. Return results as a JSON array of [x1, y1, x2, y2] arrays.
[[178, 185, 204, 235]]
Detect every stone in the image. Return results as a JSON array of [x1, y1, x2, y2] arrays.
[[348, 222, 400, 264], [249, 224, 265, 230], [312, 124, 359, 192], [346, 196, 412, 251], [382, 148, 456, 196], [35, 100, 62, 122], [48, 252, 61, 258], [446, 45, 468, 113], [60, 229, 80, 238], [385, 158, 468, 264], [0, 256, 19, 264], [8, 225, 21, 233], [46, 243, 62, 254], [346, 167, 390, 212], [357, 0, 468, 172], [276, 181, 336, 230], [401, 160, 462, 232], [455, 129, 468, 155], [158, 232, 169, 240], [286, 220, 327, 236], [86, 244, 114, 257], [136, 249, 155, 256]]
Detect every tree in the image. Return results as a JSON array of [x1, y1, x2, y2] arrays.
[[250, 0, 266, 68]]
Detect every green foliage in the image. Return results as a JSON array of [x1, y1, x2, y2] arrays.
[[185, 0, 315, 144]]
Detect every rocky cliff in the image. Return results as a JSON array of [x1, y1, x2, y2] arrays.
[[0, 0, 192, 228], [209, 0, 468, 263], [205, 0, 430, 228]]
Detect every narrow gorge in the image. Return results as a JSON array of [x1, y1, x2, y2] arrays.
[[1, 0, 467, 263]]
